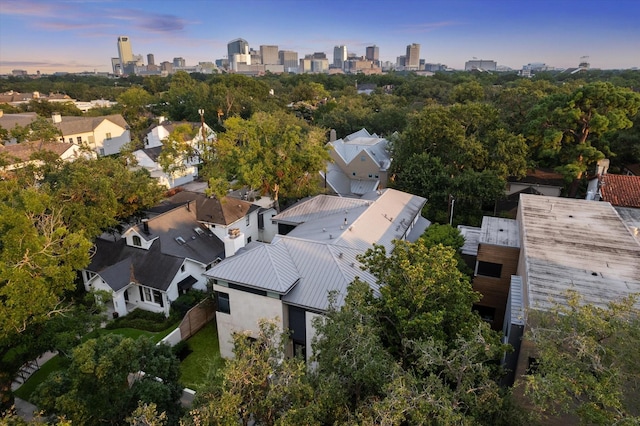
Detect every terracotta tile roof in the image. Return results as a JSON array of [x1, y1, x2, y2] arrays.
[[600, 174, 640, 208]]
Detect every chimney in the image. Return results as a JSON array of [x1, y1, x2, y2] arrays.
[[329, 129, 337, 142], [186, 200, 190, 212], [52, 112, 62, 123], [0, 110, 3, 118], [158, 116, 166, 124], [224, 228, 245, 257], [142, 218, 149, 234], [596, 158, 610, 176]]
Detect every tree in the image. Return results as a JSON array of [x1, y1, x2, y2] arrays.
[[523, 292, 640, 425], [34, 335, 183, 425], [8, 116, 62, 144], [187, 319, 315, 426], [359, 239, 481, 360], [210, 111, 329, 205], [526, 82, 640, 195], [157, 123, 198, 178], [0, 181, 91, 339], [311, 280, 397, 419]]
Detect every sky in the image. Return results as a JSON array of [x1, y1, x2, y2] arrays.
[[0, 0, 639, 74]]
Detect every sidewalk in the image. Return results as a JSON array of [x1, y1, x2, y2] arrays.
[[11, 351, 57, 421]]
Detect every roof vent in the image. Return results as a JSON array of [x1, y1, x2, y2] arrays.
[[323, 228, 326, 232], [194, 227, 205, 235], [329, 234, 333, 239], [175, 236, 186, 245], [338, 252, 343, 258]]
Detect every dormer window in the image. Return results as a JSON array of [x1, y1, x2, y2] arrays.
[[132, 235, 141, 246]]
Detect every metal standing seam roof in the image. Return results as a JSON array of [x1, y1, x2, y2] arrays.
[[518, 194, 640, 312], [205, 241, 301, 294], [205, 236, 379, 312]]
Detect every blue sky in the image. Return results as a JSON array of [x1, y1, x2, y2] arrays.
[[0, 0, 638, 74]]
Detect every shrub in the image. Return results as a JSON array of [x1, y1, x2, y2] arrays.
[[105, 309, 171, 332]]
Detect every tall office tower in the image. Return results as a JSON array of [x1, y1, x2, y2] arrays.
[[333, 45, 347, 69], [147, 54, 155, 66], [260, 45, 279, 65], [117, 36, 133, 73], [227, 38, 249, 59], [366, 45, 379, 62], [279, 50, 298, 71], [173, 57, 186, 67], [406, 43, 420, 69]]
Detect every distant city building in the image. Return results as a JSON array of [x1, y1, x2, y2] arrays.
[[333, 45, 347, 69], [279, 50, 298, 72], [117, 36, 133, 74], [227, 38, 249, 59], [405, 43, 420, 69], [173, 57, 186, 68], [249, 48, 261, 65], [465, 59, 497, 71], [160, 61, 173, 73], [300, 55, 328, 74], [147, 54, 155, 66], [425, 63, 447, 72], [366, 45, 379, 63], [11, 70, 28, 76], [519, 62, 553, 77], [260, 45, 279, 65], [396, 55, 406, 67], [311, 52, 327, 60]]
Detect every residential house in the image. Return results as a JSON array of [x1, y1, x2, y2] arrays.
[[322, 128, 392, 197], [487, 195, 640, 387], [0, 111, 38, 144], [586, 172, 640, 209], [133, 119, 215, 189], [82, 201, 227, 318], [52, 113, 130, 156], [205, 188, 429, 361], [0, 140, 82, 175], [506, 168, 565, 197]]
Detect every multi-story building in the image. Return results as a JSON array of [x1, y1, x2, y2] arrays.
[[227, 38, 249, 59], [465, 59, 497, 71], [117, 36, 133, 74], [405, 43, 420, 69], [260, 45, 279, 65], [333, 45, 347, 69], [279, 50, 298, 72], [366, 45, 379, 63], [173, 57, 186, 68], [147, 54, 155, 66]]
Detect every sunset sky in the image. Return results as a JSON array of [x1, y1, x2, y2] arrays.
[[1, 0, 638, 74]]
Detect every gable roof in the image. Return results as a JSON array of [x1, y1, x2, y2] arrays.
[[0, 112, 38, 132], [518, 194, 640, 312], [0, 141, 76, 164], [598, 174, 640, 208], [159, 191, 260, 226], [127, 203, 225, 264], [276, 189, 427, 252], [54, 114, 128, 135], [508, 168, 565, 187], [87, 237, 183, 292], [328, 128, 391, 170]]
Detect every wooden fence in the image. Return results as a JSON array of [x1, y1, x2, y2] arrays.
[[179, 298, 216, 341]]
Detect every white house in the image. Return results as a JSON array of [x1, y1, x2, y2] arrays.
[[322, 128, 392, 197], [204, 188, 430, 361], [134, 120, 216, 189], [0, 140, 83, 175], [53, 113, 130, 156]]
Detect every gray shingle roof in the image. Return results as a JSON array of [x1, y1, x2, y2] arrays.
[[54, 114, 128, 135]]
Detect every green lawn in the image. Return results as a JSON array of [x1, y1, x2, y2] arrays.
[[179, 322, 226, 391], [13, 355, 65, 401]]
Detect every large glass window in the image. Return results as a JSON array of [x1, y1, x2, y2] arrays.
[[132, 235, 141, 246], [216, 291, 230, 314], [476, 261, 502, 278]]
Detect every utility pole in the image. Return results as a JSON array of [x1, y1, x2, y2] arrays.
[[198, 108, 205, 152]]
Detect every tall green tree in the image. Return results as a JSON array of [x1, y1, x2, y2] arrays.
[[34, 335, 183, 425], [209, 111, 329, 204], [187, 319, 315, 426], [157, 123, 199, 179], [523, 292, 640, 425], [526, 82, 640, 194]]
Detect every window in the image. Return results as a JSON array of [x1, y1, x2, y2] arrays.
[[106, 132, 112, 140], [526, 357, 539, 375], [216, 291, 230, 314], [139, 286, 163, 306], [132, 235, 141, 246], [476, 261, 502, 278], [247, 236, 252, 243], [68, 138, 73, 143], [181, 264, 185, 272], [473, 304, 496, 323], [246, 215, 250, 226], [360, 155, 366, 161], [77, 136, 82, 143]]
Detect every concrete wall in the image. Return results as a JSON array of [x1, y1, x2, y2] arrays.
[[213, 281, 285, 359]]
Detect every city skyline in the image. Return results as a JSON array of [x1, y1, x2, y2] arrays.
[[1, 0, 639, 74]]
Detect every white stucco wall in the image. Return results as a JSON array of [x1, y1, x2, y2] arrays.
[[94, 120, 131, 156], [209, 209, 260, 246], [213, 282, 285, 359]]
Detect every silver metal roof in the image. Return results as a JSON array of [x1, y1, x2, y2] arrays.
[[518, 194, 640, 312], [457, 225, 481, 256], [509, 276, 525, 326]]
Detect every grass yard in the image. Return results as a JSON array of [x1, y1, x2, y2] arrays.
[[13, 355, 65, 401], [179, 322, 225, 391]]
